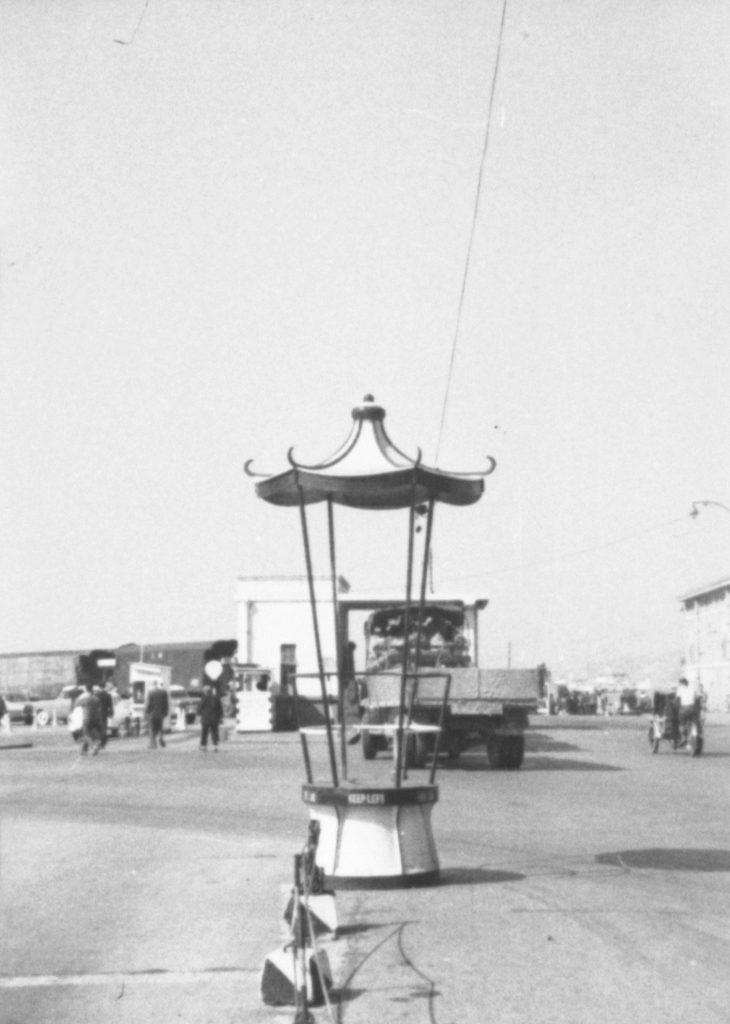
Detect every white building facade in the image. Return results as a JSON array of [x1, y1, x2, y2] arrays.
[[234, 575, 489, 697], [679, 576, 730, 712], [235, 575, 349, 697]]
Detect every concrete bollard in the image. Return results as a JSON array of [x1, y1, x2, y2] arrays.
[[260, 945, 332, 1007], [284, 891, 338, 940]]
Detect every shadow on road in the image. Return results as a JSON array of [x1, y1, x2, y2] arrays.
[[527, 733, 586, 753], [523, 757, 623, 772], [533, 719, 608, 731], [336, 922, 385, 937], [443, 754, 623, 772], [681, 750, 730, 759], [438, 866, 525, 885], [333, 986, 368, 1007], [596, 848, 730, 871]]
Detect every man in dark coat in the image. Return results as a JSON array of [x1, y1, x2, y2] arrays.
[[95, 682, 113, 748], [77, 684, 103, 755], [145, 683, 169, 749], [198, 684, 224, 751]]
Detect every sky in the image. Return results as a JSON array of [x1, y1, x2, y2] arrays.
[[1, 0, 728, 679]]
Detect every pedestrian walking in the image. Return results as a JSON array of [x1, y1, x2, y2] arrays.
[[95, 681, 113, 748], [198, 684, 224, 751], [76, 684, 103, 755], [676, 677, 699, 740], [145, 682, 169, 749]]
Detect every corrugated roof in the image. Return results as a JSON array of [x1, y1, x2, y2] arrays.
[[0, 648, 85, 660]]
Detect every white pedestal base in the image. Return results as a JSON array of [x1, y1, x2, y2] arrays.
[[303, 784, 439, 888]]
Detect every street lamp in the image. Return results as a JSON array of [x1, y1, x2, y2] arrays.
[[690, 500, 730, 519]]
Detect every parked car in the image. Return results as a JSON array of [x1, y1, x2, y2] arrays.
[[52, 685, 131, 737], [30, 688, 66, 726], [3, 691, 34, 725], [53, 684, 86, 725], [107, 694, 133, 737]]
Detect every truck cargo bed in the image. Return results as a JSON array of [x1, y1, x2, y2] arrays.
[[364, 667, 540, 709]]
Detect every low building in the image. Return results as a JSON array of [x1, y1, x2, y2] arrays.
[[0, 649, 80, 697], [114, 642, 212, 693], [679, 576, 730, 712], [235, 575, 350, 698], [0, 641, 219, 700]]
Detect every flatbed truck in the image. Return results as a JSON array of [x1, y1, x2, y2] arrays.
[[355, 603, 544, 769]]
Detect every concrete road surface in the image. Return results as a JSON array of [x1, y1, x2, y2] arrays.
[[1, 715, 729, 1024]]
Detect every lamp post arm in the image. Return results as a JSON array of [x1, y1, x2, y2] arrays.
[[690, 500, 730, 519]]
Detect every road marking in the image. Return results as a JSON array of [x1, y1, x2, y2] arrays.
[[0, 967, 256, 989]]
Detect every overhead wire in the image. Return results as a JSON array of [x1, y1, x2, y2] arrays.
[[438, 514, 692, 584], [114, 0, 151, 46], [435, 0, 509, 464]]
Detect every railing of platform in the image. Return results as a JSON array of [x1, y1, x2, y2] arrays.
[[291, 669, 451, 787]]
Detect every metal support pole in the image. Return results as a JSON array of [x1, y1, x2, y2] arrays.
[[399, 500, 434, 783], [401, 669, 417, 782], [297, 484, 339, 788], [395, 484, 418, 788], [327, 497, 347, 781], [417, 503, 443, 781], [291, 853, 314, 1024], [414, 499, 435, 674], [429, 672, 451, 785], [290, 675, 314, 784]]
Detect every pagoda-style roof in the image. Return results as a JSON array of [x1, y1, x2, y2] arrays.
[[245, 395, 495, 510]]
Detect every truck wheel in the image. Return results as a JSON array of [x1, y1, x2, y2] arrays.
[[405, 732, 428, 769], [487, 735, 525, 770], [36, 709, 50, 727], [362, 731, 377, 760]]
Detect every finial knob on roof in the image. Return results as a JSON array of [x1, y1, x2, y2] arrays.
[[352, 394, 385, 422]]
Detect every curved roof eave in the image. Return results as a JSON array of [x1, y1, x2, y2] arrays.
[[247, 395, 494, 510], [254, 465, 485, 509]]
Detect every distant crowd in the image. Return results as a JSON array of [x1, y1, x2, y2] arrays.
[[67, 680, 226, 755]]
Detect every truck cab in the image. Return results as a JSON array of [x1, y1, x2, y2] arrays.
[[364, 603, 473, 672]]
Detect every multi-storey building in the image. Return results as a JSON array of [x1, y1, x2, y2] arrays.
[[679, 576, 730, 712]]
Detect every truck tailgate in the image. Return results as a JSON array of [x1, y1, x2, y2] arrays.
[[453, 668, 540, 701]]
